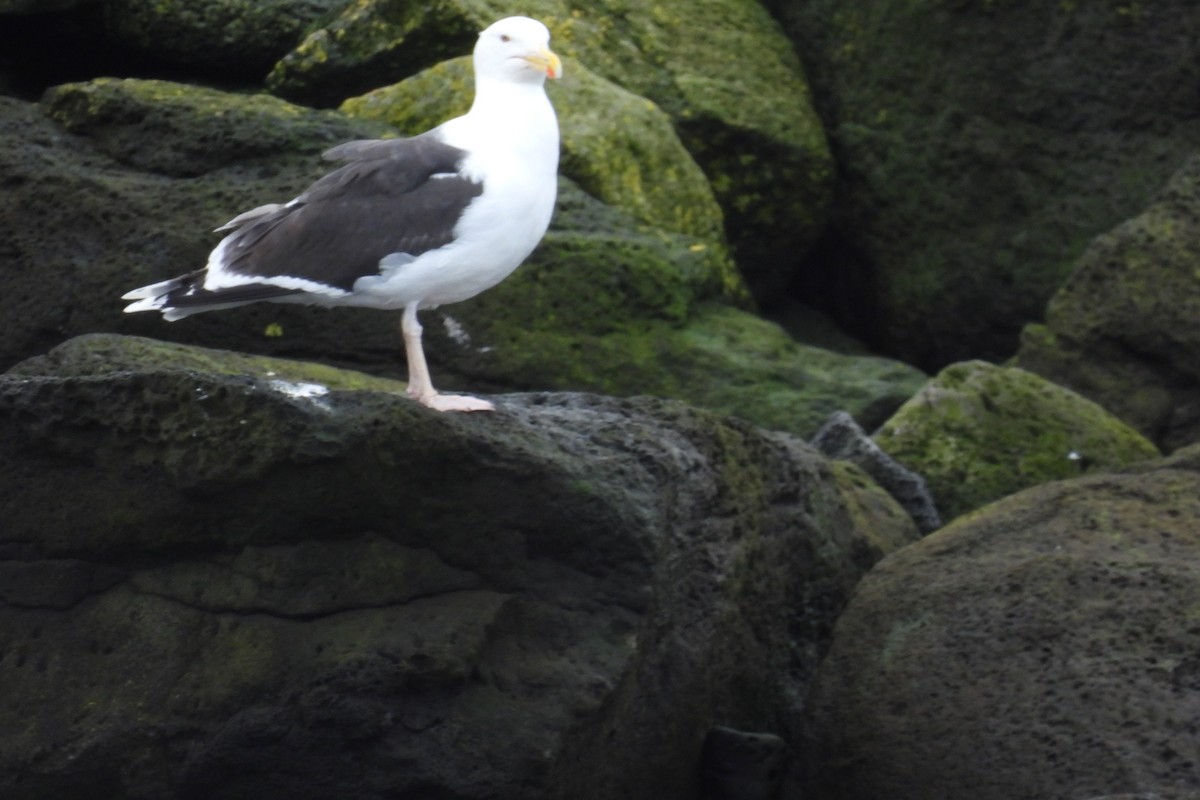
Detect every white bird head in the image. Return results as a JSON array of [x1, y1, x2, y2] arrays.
[[474, 16, 563, 84]]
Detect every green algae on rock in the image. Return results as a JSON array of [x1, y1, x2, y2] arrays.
[[1016, 155, 1200, 452], [7, 331, 407, 394], [430, 297, 927, 439], [0, 332, 919, 799], [102, 0, 349, 76], [873, 360, 1160, 522], [42, 77, 392, 176]]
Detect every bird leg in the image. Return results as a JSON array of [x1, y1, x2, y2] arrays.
[[401, 304, 494, 412]]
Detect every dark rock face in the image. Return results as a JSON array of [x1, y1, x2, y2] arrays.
[[872, 361, 1160, 523], [0, 334, 919, 800], [776, 1, 1200, 369], [700, 726, 787, 800], [103, 0, 349, 77], [802, 446, 1200, 800]]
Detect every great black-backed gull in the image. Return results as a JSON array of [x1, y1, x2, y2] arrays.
[[123, 16, 562, 412]]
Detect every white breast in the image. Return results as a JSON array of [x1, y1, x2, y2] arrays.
[[349, 78, 560, 310]]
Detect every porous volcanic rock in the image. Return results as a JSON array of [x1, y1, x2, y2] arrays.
[[803, 445, 1200, 800], [0, 332, 920, 800]]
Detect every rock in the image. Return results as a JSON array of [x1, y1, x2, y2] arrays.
[[811, 411, 941, 533], [1015, 155, 1200, 452], [2, 85, 921, 439], [872, 361, 1160, 522], [428, 295, 927, 439], [266, 0, 833, 301], [803, 445, 1200, 800], [700, 726, 786, 800], [102, 0, 349, 77], [777, 1, 1200, 368], [0, 332, 921, 800]]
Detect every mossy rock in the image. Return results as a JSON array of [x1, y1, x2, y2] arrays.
[[779, 0, 1200, 368], [429, 298, 927, 438], [42, 77, 391, 176], [873, 360, 1160, 522], [342, 56, 728, 247], [102, 0, 349, 76], [1015, 155, 1200, 451], [265, 0, 496, 106], [8, 331, 407, 394]]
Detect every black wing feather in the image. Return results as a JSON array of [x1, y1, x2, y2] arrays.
[[155, 270, 302, 309], [220, 135, 484, 292]]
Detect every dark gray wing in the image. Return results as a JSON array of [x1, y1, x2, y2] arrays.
[[219, 135, 484, 292]]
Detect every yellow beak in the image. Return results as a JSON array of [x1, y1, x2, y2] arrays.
[[524, 48, 563, 80]]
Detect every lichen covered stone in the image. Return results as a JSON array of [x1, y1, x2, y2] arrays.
[[874, 360, 1160, 522], [779, 0, 1200, 368], [42, 77, 390, 176], [1016, 155, 1200, 451]]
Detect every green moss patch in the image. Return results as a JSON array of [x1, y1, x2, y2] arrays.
[[874, 360, 1161, 521]]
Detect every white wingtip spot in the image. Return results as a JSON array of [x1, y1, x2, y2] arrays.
[[123, 297, 166, 314]]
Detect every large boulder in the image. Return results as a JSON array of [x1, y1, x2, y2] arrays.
[[778, 1, 1200, 368], [1016, 155, 1200, 452], [873, 361, 1160, 522], [1, 81, 923, 438], [0, 332, 921, 800], [266, 0, 833, 300], [803, 444, 1200, 800]]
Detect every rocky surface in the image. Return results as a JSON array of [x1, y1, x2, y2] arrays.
[[873, 361, 1160, 523], [1016, 155, 1200, 453], [778, 0, 1200, 369], [803, 445, 1200, 800], [0, 333, 920, 799]]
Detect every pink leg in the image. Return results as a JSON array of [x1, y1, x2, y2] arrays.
[[401, 304, 493, 412]]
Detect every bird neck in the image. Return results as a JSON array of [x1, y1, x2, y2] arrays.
[[461, 77, 559, 160]]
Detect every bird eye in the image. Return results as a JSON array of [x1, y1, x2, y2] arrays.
[[499, 34, 511, 42]]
